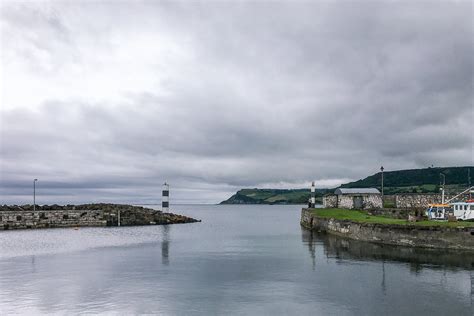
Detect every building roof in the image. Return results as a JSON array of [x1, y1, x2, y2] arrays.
[[334, 188, 380, 195]]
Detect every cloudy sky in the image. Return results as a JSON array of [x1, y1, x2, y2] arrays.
[[1, 0, 472, 204]]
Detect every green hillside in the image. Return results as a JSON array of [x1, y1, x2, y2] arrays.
[[341, 166, 473, 194], [219, 188, 331, 205], [220, 166, 473, 204]]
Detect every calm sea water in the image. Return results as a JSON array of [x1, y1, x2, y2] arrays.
[[0, 204, 473, 315]]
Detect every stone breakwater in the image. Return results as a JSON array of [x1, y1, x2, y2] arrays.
[[300, 208, 474, 251], [0, 204, 200, 230]]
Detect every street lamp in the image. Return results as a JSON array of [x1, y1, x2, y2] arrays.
[[380, 166, 384, 207], [33, 179, 38, 212], [468, 168, 471, 199], [440, 173, 445, 204]]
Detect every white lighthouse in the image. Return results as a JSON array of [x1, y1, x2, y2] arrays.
[[310, 181, 316, 208], [162, 182, 170, 212]]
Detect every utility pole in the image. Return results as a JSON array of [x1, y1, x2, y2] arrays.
[[33, 179, 38, 212], [380, 166, 384, 207], [440, 173, 446, 204], [469, 168, 471, 199]]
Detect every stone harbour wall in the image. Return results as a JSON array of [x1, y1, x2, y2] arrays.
[[394, 194, 454, 209], [0, 209, 107, 230], [300, 208, 474, 251], [324, 193, 455, 210], [0, 204, 199, 230]]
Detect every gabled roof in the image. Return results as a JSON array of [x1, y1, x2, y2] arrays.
[[334, 188, 380, 195]]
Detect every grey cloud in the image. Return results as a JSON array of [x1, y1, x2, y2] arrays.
[[0, 0, 472, 204]]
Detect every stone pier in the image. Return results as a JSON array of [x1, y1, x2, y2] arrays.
[[0, 204, 199, 230]]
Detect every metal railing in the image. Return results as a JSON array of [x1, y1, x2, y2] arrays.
[[446, 186, 474, 203]]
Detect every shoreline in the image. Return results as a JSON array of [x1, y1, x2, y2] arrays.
[[300, 208, 474, 251]]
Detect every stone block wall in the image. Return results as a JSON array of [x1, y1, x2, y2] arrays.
[[323, 195, 338, 208], [362, 194, 383, 209], [323, 194, 382, 210], [394, 194, 454, 209], [337, 195, 353, 209], [0, 210, 108, 230], [324, 193, 457, 210]]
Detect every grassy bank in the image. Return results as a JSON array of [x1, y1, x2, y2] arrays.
[[310, 208, 474, 228]]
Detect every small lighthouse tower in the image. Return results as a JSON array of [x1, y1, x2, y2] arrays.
[[162, 182, 170, 212], [310, 181, 316, 208]]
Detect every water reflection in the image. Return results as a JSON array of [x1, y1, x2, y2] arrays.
[[302, 229, 474, 308], [1, 205, 472, 314], [31, 255, 36, 274], [381, 259, 386, 295], [303, 226, 317, 270], [161, 225, 170, 265], [301, 228, 474, 270]]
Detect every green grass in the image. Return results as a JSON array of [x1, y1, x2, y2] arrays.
[[265, 191, 308, 203], [310, 208, 474, 227], [383, 200, 396, 208], [265, 195, 288, 203]]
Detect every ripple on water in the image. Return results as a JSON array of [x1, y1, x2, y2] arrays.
[[0, 226, 168, 259]]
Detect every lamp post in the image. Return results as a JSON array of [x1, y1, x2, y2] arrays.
[[33, 179, 38, 212], [440, 173, 445, 204], [468, 168, 471, 199], [380, 166, 384, 207]]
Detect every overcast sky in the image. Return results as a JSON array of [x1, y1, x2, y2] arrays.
[[1, 0, 472, 205]]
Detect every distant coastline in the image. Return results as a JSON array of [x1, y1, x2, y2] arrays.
[[219, 188, 327, 205]]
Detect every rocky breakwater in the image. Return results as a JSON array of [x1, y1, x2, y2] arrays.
[[0, 204, 200, 230], [301, 208, 474, 251]]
